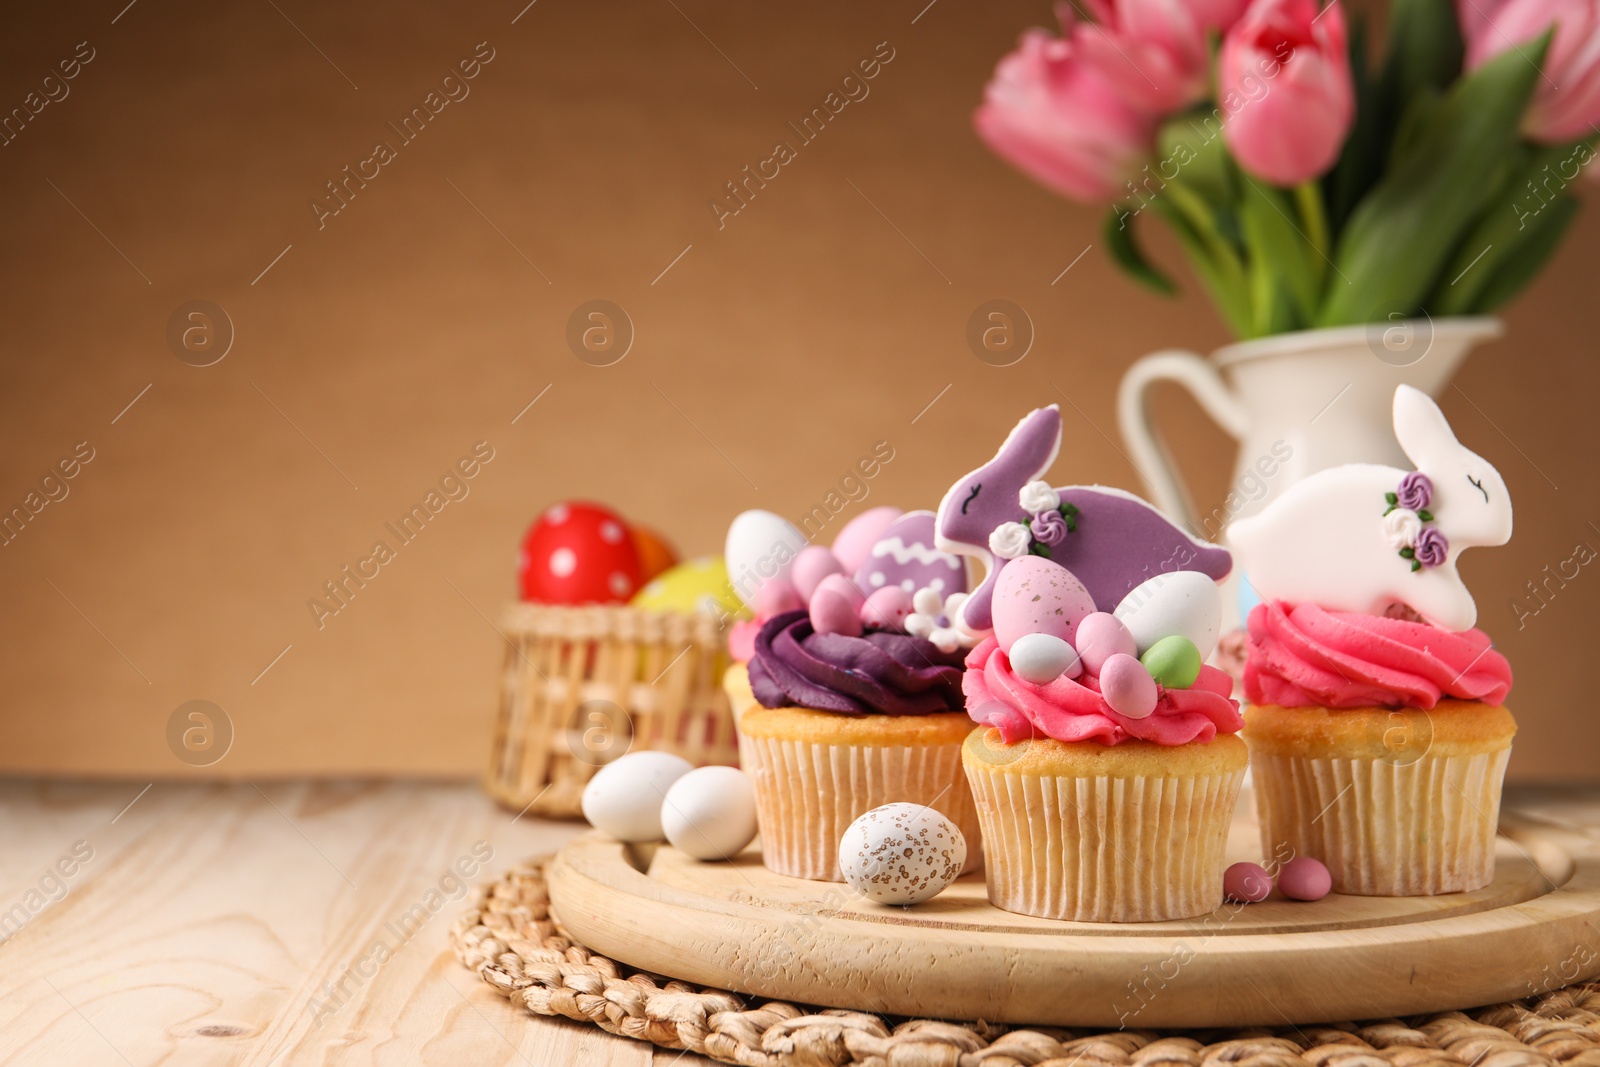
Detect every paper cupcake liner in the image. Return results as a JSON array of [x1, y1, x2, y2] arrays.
[[964, 763, 1245, 922], [738, 732, 981, 882], [1250, 748, 1511, 896]]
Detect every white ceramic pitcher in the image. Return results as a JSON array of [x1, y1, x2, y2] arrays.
[[1116, 316, 1504, 538]]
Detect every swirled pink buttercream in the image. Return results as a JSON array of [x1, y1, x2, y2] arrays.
[[963, 637, 1242, 746], [1244, 602, 1512, 709]]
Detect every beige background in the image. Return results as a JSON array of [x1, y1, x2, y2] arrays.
[[0, 0, 1594, 780]]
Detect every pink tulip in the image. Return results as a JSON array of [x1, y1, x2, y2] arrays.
[[1077, 0, 1252, 111], [1462, 0, 1600, 143], [974, 13, 1159, 203], [1219, 0, 1355, 185]]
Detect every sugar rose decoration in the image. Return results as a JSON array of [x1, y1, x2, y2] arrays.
[[1383, 471, 1446, 573]]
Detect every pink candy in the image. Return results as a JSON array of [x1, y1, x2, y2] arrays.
[[860, 586, 914, 631], [1277, 857, 1332, 901], [1223, 862, 1272, 903], [753, 578, 803, 621], [1099, 653, 1157, 719], [810, 573, 865, 637], [791, 545, 845, 602], [1075, 612, 1137, 674]]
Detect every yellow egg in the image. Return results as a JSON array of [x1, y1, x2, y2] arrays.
[[629, 556, 748, 618]]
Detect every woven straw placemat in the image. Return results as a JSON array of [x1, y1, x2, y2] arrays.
[[451, 856, 1600, 1067]]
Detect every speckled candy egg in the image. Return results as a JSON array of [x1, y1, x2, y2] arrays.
[[854, 511, 966, 599], [839, 803, 967, 905], [991, 555, 1096, 654], [519, 501, 644, 604]]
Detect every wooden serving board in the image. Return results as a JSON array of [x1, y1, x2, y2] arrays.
[[548, 800, 1600, 1028]]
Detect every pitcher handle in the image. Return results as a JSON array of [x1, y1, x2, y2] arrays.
[[1116, 350, 1249, 533]]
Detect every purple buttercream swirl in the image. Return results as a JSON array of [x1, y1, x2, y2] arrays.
[[747, 611, 966, 716], [1414, 525, 1449, 568], [1031, 509, 1068, 547], [1397, 471, 1433, 511]]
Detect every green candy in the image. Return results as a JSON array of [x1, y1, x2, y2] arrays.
[[1140, 635, 1202, 690]]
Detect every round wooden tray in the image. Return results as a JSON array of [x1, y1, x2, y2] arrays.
[[547, 802, 1600, 1028]]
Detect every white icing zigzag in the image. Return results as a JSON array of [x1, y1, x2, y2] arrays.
[[871, 537, 963, 569]]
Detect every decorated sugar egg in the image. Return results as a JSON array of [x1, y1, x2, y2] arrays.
[[838, 802, 967, 905], [630, 556, 746, 618], [1075, 612, 1136, 674], [854, 511, 966, 599], [831, 506, 904, 572], [991, 555, 1095, 654], [519, 501, 644, 604]]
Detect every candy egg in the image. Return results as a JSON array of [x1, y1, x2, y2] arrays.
[[1101, 653, 1157, 718], [1113, 570, 1222, 659], [581, 751, 694, 842], [1278, 856, 1332, 901], [854, 511, 967, 597], [791, 545, 845, 602], [1140, 635, 1203, 689], [831, 506, 904, 573], [1008, 632, 1082, 684], [991, 556, 1095, 654], [1075, 612, 1137, 674], [1223, 861, 1273, 903], [810, 574, 864, 637], [752, 577, 803, 620], [519, 501, 645, 605], [860, 586, 914, 631], [660, 766, 758, 861], [839, 802, 967, 905], [725, 510, 808, 609]]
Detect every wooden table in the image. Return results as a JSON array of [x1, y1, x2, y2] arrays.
[[2, 780, 1596, 1065]]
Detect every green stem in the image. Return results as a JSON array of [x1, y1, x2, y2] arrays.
[[1294, 181, 1330, 263]]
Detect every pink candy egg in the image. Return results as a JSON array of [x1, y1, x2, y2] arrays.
[[830, 507, 904, 573], [1223, 861, 1272, 903], [1278, 856, 1332, 901], [991, 556, 1095, 654], [1100, 653, 1157, 719], [1076, 612, 1137, 675], [810, 573, 865, 636], [860, 586, 914, 631], [790, 545, 845, 602], [752, 578, 802, 621]]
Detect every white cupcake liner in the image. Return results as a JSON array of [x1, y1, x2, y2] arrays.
[[738, 732, 981, 882], [964, 764, 1245, 923], [1250, 748, 1511, 896]]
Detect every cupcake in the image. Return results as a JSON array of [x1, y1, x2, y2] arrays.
[[936, 405, 1246, 922], [722, 507, 982, 881], [1228, 385, 1516, 896]]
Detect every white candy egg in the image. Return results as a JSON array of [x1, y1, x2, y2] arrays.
[[1113, 570, 1222, 659], [725, 510, 808, 609], [580, 751, 694, 842], [839, 803, 966, 905], [1008, 632, 1082, 684], [661, 766, 758, 861]]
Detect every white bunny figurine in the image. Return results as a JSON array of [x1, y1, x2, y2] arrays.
[[1226, 385, 1512, 632]]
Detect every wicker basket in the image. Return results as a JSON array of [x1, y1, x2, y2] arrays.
[[485, 603, 739, 818]]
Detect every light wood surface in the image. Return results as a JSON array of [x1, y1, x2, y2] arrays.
[[0, 0, 1597, 781], [551, 790, 1600, 1028], [0, 779, 715, 1067]]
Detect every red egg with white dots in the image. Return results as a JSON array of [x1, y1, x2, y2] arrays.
[[518, 501, 643, 604]]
